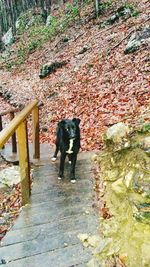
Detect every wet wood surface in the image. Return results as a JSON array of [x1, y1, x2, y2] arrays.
[[0, 144, 99, 267]]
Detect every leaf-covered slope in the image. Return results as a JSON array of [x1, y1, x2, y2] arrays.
[[0, 0, 149, 151]]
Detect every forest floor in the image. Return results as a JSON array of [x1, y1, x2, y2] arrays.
[[0, 0, 150, 244], [0, 0, 150, 151]]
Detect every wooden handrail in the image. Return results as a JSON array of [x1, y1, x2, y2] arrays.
[[0, 100, 38, 148], [0, 100, 40, 205], [0, 108, 19, 152]]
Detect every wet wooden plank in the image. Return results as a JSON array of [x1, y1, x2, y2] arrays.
[[3, 244, 90, 267], [0, 145, 98, 266], [1, 215, 98, 246]]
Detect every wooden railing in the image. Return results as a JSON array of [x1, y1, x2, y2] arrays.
[[0, 100, 40, 205], [0, 108, 18, 152]]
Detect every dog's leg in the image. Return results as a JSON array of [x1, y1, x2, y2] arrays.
[[58, 153, 66, 179], [51, 142, 59, 162], [68, 154, 71, 164], [70, 154, 77, 183]]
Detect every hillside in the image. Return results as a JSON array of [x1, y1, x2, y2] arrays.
[[0, 0, 150, 151]]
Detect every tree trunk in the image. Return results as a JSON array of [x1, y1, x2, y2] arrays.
[[8, 0, 16, 36], [95, 0, 101, 17], [45, 0, 51, 14]]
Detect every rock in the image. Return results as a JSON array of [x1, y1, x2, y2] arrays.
[[38, 101, 44, 107], [105, 122, 129, 143], [77, 233, 89, 247], [78, 46, 89, 55], [0, 166, 20, 188], [100, 5, 138, 28], [141, 136, 150, 149], [0, 218, 6, 225], [125, 26, 150, 54], [134, 206, 150, 225], [15, 19, 21, 30], [77, 233, 88, 242], [141, 243, 150, 266], [94, 238, 112, 254], [106, 169, 119, 181], [2, 28, 14, 46], [0, 259, 7, 265], [133, 172, 150, 198], [16, 11, 45, 34], [88, 235, 101, 247], [124, 171, 134, 188], [39, 61, 67, 78], [4, 91, 11, 100], [62, 36, 69, 43], [87, 258, 101, 267], [95, 123, 150, 265], [42, 127, 48, 132], [104, 14, 119, 26], [112, 178, 127, 195], [46, 15, 54, 26]]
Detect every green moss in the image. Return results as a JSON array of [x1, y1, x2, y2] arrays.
[[142, 123, 150, 133]]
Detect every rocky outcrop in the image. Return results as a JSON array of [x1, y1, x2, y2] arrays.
[[16, 11, 45, 35], [93, 122, 150, 266], [0, 166, 20, 189], [46, 15, 54, 26], [1, 28, 14, 46], [100, 4, 139, 27], [105, 122, 130, 143], [125, 26, 150, 54], [39, 61, 67, 78]]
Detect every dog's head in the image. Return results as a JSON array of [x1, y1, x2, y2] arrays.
[[58, 118, 80, 139]]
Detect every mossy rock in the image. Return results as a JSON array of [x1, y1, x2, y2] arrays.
[[134, 211, 150, 225], [2, 28, 15, 46], [93, 123, 150, 266], [39, 61, 67, 78], [100, 4, 139, 28], [104, 122, 130, 147], [125, 26, 150, 54], [16, 9, 45, 35]]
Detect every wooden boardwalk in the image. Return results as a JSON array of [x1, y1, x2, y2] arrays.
[[0, 145, 99, 267]]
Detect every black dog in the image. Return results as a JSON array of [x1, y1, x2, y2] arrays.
[[51, 118, 80, 183]]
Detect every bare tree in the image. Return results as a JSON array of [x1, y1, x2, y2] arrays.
[[45, 0, 51, 13], [8, 0, 16, 36], [94, 0, 101, 17]]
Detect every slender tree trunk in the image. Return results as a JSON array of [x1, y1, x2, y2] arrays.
[[95, 0, 101, 17], [1, 0, 8, 33], [45, 0, 51, 14], [8, 0, 16, 36]]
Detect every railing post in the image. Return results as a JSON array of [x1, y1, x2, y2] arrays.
[[16, 120, 30, 205], [32, 106, 40, 159], [10, 111, 17, 153]]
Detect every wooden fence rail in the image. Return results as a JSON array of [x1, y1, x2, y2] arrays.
[[0, 107, 19, 152], [0, 100, 40, 205]]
